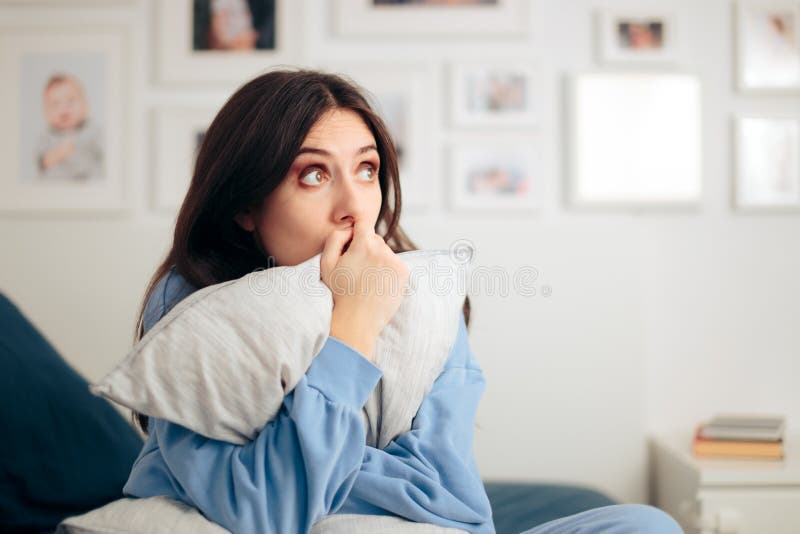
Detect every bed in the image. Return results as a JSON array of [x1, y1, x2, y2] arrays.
[[0, 292, 614, 534]]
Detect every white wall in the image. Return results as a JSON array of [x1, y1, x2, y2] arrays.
[[1, 0, 798, 505]]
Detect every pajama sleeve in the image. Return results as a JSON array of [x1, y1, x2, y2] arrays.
[[337, 312, 495, 534]]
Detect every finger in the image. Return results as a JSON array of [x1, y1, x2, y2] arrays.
[[352, 218, 375, 247], [320, 227, 354, 278], [374, 234, 391, 254]]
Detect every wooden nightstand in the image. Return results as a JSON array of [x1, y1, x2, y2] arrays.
[[650, 434, 800, 534]]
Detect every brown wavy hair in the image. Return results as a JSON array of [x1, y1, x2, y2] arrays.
[[131, 68, 471, 434]]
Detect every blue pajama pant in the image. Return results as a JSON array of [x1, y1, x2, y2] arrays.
[[520, 504, 683, 533]]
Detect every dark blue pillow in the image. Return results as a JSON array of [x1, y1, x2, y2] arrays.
[[0, 292, 143, 532]]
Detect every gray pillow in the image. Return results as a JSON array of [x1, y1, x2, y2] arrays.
[[56, 496, 230, 534], [92, 249, 468, 448]]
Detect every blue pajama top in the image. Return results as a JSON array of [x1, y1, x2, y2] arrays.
[[123, 266, 495, 534]]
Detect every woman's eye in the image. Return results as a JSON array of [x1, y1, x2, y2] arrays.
[[358, 166, 376, 181], [299, 169, 325, 186]]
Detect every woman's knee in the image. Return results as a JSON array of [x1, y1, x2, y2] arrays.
[[522, 503, 683, 533], [611, 504, 683, 533]]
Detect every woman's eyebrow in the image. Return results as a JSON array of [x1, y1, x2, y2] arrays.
[[295, 144, 378, 157]]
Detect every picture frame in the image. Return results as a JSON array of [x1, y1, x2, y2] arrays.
[[449, 62, 538, 127], [154, 0, 300, 85], [733, 116, 800, 211], [314, 62, 435, 211], [151, 100, 228, 213], [735, 0, 800, 93], [0, 5, 130, 213], [332, 0, 528, 38], [596, 8, 680, 65], [568, 72, 702, 209], [448, 143, 537, 212]]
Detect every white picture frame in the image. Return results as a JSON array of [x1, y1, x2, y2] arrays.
[[314, 62, 434, 212], [568, 72, 702, 209], [332, 0, 528, 38], [0, 6, 130, 213], [151, 101, 228, 213], [448, 143, 537, 212], [154, 0, 300, 85], [735, 0, 800, 93], [596, 8, 680, 65], [450, 62, 538, 128], [734, 116, 800, 210]]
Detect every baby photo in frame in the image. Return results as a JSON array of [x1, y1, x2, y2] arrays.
[[450, 62, 538, 127], [449, 144, 537, 212], [596, 8, 680, 64], [22, 54, 106, 185], [156, 0, 299, 84], [736, 0, 800, 93], [0, 10, 128, 213], [193, 0, 275, 52]]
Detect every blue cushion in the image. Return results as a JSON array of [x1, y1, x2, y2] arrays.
[[484, 482, 616, 534], [0, 293, 143, 532]]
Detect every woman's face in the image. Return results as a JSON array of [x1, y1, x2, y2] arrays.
[[236, 108, 383, 266]]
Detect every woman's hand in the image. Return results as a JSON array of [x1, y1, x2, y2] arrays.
[[320, 219, 409, 361]]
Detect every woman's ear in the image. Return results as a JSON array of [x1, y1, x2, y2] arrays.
[[234, 210, 256, 232]]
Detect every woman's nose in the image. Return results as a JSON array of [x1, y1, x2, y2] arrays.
[[333, 172, 368, 222]]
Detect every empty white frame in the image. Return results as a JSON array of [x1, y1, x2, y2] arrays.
[[449, 143, 537, 211], [569, 72, 702, 208], [332, 0, 527, 38], [155, 0, 300, 85], [734, 117, 800, 210], [450, 62, 538, 127], [316, 62, 434, 211], [0, 6, 129, 213], [151, 103, 226, 212], [736, 0, 800, 93], [596, 8, 680, 65]]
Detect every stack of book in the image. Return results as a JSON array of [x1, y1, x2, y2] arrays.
[[692, 414, 785, 460]]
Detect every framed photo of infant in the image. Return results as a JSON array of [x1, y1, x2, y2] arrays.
[[596, 8, 681, 65], [0, 9, 128, 213], [735, 0, 800, 93], [156, 0, 300, 85], [450, 62, 539, 127], [448, 143, 537, 212]]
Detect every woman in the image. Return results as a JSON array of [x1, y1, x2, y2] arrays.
[[124, 69, 681, 534]]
